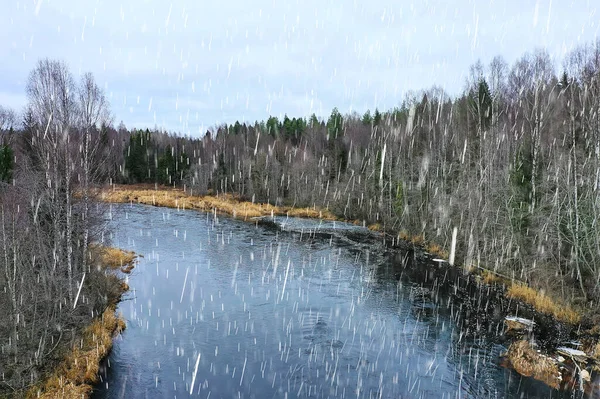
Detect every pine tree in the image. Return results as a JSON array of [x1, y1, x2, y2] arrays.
[[327, 108, 343, 140], [373, 108, 382, 126], [157, 145, 175, 184], [362, 110, 372, 125], [0, 144, 13, 183]]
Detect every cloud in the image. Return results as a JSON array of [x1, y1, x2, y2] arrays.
[[1, 0, 598, 135]]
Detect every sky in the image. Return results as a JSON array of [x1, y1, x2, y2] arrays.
[[1, 0, 599, 136]]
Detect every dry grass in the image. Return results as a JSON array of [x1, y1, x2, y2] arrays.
[[23, 244, 133, 398], [593, 343, 600, 372], [367, 223, 382, 232], [504, 340, 561, 389], [585, 325, 600, 336], [397, 231, 410, 241], [481, 269, 502, 285], [425, 243, 449, 259], [394, 231, 448, 259], [26, 305, 126, 399], [99, 185, 338, 221], [410, 234, 425, 245], [94, 245, 138, 274], [507, 283, 581, 324], [586, 341, 600, 370]]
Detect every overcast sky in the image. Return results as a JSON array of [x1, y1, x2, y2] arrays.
[[1, 0, 599, 135]]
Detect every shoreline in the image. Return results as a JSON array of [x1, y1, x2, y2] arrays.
[[98, 183, 599, 395], [99, 184, 580, 320], [23, 247, 138, 399]]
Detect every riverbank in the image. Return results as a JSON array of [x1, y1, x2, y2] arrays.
[[99, 185, 580, 319], [99, 184, 339, 221], [98, 184, 598, 395], [23, 247, 137, 399]]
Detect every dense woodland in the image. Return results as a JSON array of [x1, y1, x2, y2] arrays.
[[2, 38, 600, 393]]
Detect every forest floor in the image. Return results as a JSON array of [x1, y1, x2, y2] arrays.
[[23, 247, 137, 399]]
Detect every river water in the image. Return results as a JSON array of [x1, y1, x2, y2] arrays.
[[92, 204, 579, 399]]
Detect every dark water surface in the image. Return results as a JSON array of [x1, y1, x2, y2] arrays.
[[92, 204, 578, 399]]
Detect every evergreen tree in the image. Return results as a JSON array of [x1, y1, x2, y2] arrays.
[[157, 145, 175, 184], [373, 108, 382, 126], [362, 110, 372, 125], [469, 78, 493, 131], [0, 144, 13, 183], [327, 108, 343, 139], [125, 129, 155, 183], [266, 116, 279, 136], [309, 113, 320, 128]]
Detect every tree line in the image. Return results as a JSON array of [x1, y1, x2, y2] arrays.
[[2, 40, 600, 393], [107, 39, 600, 311], [0, 59, 121, 394]]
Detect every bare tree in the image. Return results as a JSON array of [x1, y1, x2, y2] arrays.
[[508, 49, 557, 213], [0, 105, 16, 131], [488, 56, 508, 127], [78, 72, 111, 275], [25, 58, 78, 301]]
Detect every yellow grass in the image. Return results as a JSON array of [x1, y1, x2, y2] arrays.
[[592, 342, 600, 371], [504, 340, 561, 389], [506, 283, 581, 324], [22, 244, 133, 398], [425, 243, 449, 259], [26, 305, 126, 399], [94, 245, 138, 273], [398, 231, 411, 241], [395, 230, 448, 259], [99, 184, 339, 221], [481, 269, 502, 285], [410, 234, 425, 245], [367, 223, 382, 232]]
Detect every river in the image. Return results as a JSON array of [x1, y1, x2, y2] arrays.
[[92, 203, 580, 398]]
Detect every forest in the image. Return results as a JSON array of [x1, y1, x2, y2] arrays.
[[2, 38, 600, 394], [0, 60, 124, 396], [110, 39, 600, 313]]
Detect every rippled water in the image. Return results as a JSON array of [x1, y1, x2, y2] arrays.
[[92, 204, 576, 398]]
